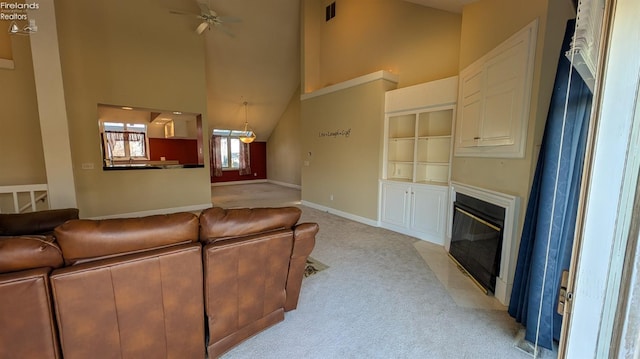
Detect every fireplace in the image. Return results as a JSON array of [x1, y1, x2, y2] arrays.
[[449, 193, 505, 294], [448, 182, 520, 305]]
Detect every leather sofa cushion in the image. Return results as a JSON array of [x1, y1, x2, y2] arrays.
[[199, 207, 301, 244], [0, 267, 61, 359], [55, 212, 199, 265], [0, 208, 79, 236], [0, 236, 64, 273], [51, 243, 204, 358]]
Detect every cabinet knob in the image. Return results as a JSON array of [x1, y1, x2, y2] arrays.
[[473, 137, 480, 140]]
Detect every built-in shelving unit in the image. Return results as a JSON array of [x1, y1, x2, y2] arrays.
[[379, 76, 457, 245], [386, 108, 453, 184]]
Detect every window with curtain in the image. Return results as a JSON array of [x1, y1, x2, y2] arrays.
[[101, 122, 149, 163], [212, 129, 251, 175]]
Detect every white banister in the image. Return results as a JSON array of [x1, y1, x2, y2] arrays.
[[0, 184, 49, 213]]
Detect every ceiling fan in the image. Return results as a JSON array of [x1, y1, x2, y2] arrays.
[[170, 1, 240, 36]]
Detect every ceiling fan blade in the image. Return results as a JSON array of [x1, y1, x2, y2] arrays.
[[213, 23, 235, 38], [217, 16, 242, 23], [169, 9, 200, 17], [198, 2, 214, 16]]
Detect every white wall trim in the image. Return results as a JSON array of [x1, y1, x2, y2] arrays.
[[301, 200, 378, 227], [87, 203, 212, 220], [28, 1, 78, 209], [300, 70, 399, 100], [210, 179, 268, 187]]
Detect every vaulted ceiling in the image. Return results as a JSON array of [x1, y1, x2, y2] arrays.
[[199, 0, 476, 141]]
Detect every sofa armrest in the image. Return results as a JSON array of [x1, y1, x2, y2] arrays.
[[0, 236, 64, 273], [284, 222, 319, 311]]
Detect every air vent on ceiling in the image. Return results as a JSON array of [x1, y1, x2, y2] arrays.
[[326, 2, 336, 22]]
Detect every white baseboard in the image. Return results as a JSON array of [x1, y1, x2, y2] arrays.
[[301, 201, 378, 227], [211, 179, 268, 187], [267, 180, 301, 190], [88, 203, 212, 219]]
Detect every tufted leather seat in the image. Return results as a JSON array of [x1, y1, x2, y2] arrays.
[[50, 212, 205, 359]]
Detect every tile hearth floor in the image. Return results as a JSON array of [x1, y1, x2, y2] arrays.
[[413, 240, 507, 311]]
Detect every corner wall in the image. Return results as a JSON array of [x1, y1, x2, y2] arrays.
[[303, 0, 462, 91], [267, 88, 302, 187], [301, 78, 396, 221]]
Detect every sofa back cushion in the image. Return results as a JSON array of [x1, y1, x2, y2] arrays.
[[199, 207, 301, 244], [50, 243, 204, 358], [0, 208, 79, 236], [203, 229, 293, 357], [55, 212, 199, 265], [0, 236, 64, 273]]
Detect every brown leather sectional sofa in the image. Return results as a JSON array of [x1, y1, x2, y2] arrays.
[[0, 206, 318, 359]]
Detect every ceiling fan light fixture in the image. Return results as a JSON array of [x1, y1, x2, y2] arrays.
[[239, 101, 256, 144], [196, 21, 209, 34]]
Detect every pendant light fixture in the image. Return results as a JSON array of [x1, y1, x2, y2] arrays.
[[239, 101, 256, 144]]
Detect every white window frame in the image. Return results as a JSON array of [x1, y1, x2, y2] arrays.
[[101, 122, 150, 162], [213, 129, 249, 170]]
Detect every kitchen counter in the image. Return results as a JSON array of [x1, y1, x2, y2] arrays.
[[103, 163, 204, 170]]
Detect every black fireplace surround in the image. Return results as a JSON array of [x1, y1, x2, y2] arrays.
[[449, 193, 505, 294]]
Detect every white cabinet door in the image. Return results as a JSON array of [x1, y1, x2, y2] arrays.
[[479, 40, 527, 147], [409, 185, 446, 243], [454, 20, 537, 158], [457, 69, 483, 148], [380, 181, 410, 228]]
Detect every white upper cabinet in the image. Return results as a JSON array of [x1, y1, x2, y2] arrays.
[[454, 19, 538, 158]]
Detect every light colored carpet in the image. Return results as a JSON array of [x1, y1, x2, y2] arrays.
[[220, 205, 544, 359], [211, 182, 301, 209]]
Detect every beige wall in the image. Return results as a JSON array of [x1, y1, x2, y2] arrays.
[[301, 79, 396, 220], [0, 35, 47, 185], [267, 88, 302, 186], [303, 0, 462, 91], [54, 0, 211, 217], [300, 0, 463, 221], [0, 22, 12, 60]]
